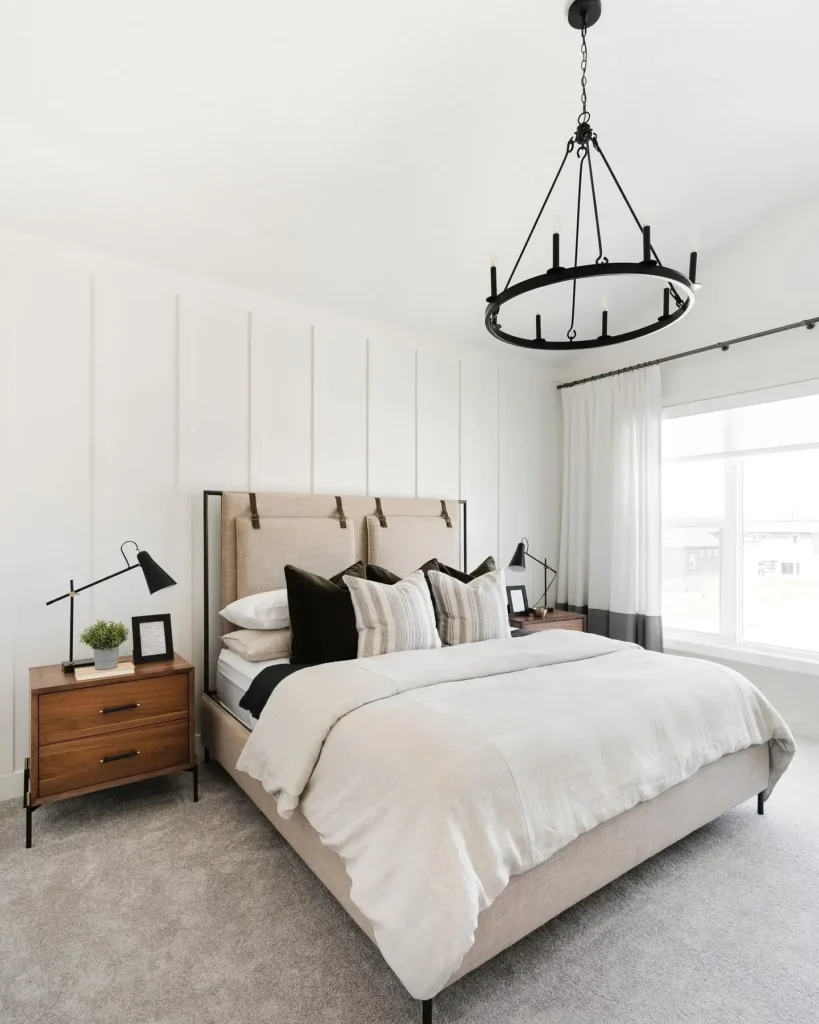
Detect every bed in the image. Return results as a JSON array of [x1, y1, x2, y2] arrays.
[[200, 490, 794, 1022]]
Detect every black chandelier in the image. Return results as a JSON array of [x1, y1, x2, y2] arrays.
[[485, 0, 699, 351]]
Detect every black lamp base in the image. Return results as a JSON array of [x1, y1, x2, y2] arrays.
[[62, 658, 94, 674]]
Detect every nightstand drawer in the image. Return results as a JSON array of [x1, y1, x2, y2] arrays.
[[38, 719, 191, 798], [39, 674, 189, 745], [540, 619, 584, 632]]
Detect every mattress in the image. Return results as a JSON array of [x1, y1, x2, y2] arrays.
[[216, 648, 288, 730]]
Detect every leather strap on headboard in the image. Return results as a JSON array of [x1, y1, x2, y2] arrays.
[[374, 497, 387, 528], [335, 495, 348, 529], [440, 499, 452, 528], [249, 492, 260, 529]]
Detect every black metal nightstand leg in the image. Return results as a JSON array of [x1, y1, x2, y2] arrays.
[[25, 804, 33, 849], [23, 757, 30, 809], [193, 761, 199, 803], [203, 747, 210, 764]]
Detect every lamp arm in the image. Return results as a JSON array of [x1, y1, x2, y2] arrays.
[[524, 550, 557, 572], [45, 563, 138, 606]]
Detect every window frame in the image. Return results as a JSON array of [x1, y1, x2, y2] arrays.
[[662, 382, 819, 667]]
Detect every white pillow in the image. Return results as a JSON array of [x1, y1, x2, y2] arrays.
[[222, 628, 292, 662], [427, 567, 512, 645], [220, 589, 289, 630], [344, 569, 441, 658]]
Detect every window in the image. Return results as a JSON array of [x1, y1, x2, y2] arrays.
[[662, 391, 819, 657]]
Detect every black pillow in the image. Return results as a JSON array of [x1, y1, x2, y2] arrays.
[[437, 556, 497, 584], [365, 558, 441, 585], [366, 556, 496, 585], [285, 561, 366, 665]]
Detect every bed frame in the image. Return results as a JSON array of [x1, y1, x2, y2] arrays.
[[200, 490, 769, 1022]]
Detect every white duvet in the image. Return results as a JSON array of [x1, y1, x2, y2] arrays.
[[236, 631, 794, 1000]]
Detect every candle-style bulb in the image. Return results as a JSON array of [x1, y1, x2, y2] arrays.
[[689, 251, 698, 284], [642, 225, 652, 264]]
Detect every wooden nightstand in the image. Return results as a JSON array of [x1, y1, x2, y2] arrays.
[[25, 654, 197, 848], [510, 610, 587, 632]]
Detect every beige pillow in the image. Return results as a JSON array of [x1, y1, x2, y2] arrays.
[[427, 567, 512, 645], [221, 628, 292, 662]]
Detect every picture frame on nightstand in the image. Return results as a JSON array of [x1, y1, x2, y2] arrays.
[[506, 585, 529, 616], [132, 614, 174, 664]]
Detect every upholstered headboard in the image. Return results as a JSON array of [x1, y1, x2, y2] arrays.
[[204, 490, 465, 690]]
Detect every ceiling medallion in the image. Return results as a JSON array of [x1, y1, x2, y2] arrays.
[[486, 0, 700, 351]]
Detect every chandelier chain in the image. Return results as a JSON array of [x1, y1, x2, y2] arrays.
[[578, 16, 590, 125]]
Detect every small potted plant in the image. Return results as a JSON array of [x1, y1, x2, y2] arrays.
[[79, 619, 129, 670]]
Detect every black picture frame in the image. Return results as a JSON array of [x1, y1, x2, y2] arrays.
[[131, 613, 174, 664], [506, 585, 529, 616]]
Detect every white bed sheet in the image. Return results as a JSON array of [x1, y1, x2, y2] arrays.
[[216, 648, 288, 730]]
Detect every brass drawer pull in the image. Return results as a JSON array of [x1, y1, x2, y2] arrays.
[[100, 703, 141, 714], [100, 750, 140, 764]]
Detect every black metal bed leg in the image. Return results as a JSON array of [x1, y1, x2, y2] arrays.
[[757, 791, 764, 815], [203, 746, 210, 764], [421, 999, 433, 1023], [192, 760, 199, 803]]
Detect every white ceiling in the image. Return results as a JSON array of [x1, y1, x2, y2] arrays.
[[0, 1, 816, 351]]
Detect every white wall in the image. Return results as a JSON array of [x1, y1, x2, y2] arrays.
[[558, 194, 819, 404], [557, 195, 819, 737], [0, 233, 561, 799]]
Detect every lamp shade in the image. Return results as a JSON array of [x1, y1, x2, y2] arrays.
[[508, 541, 527, 572], [136, 550, 176, 594]]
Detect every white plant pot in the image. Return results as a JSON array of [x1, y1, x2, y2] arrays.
[[94, 647, 119, 670]]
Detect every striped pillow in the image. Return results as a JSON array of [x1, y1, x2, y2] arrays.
[[345, 569, 442, 658], [427, 567, 512, 646]]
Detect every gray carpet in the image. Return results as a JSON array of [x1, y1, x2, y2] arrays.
[[1, 743, 818, 1024]]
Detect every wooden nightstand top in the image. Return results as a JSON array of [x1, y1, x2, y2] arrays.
[[510, 610, 587, 632], [30, 653, 194, 695]]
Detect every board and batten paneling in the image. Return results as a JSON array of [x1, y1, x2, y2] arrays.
[[416, 350, 460, 500], [179, 293, 250, 493], [0, 235, 560, 795], [8, 259, 93, 796], [459, 357, 500, 573], [312, 324, 368, 495], [0, 258, 15, 782], [249, 306, 313, 493], [367, 337, 416, 497], [92, 270, 191, 667]]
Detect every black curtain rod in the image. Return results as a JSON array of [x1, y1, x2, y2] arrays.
[[556, 316, 819, 390]]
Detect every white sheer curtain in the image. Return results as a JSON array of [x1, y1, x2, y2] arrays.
[[557, 365, 663, 650]]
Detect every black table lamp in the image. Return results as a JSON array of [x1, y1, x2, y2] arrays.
[[508, 538, 557, 611], [46, 541, 176, 672]]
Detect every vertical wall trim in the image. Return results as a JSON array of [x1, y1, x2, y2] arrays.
[[310, 326, 315, 493], [365, 337, 370, 496], [88, 275, 96, 598], [173, 295, 181, 491], [457, 359, 462, 500], [247, 311, 253, 489], [414, 349, 419, 498], [496, 365, 502, 561]]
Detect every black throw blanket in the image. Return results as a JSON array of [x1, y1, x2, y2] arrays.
[[238, 663, 310, 720]]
